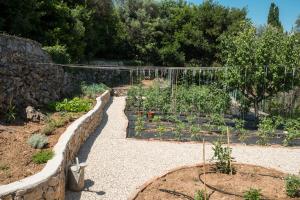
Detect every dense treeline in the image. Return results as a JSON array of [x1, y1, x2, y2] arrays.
[[0, 0, 247, 66]]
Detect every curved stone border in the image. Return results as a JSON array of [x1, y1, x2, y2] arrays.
[[0, 90, 111, 200], [127, 162, 286, 200]]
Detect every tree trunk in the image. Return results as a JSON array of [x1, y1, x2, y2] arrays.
[[254, 100, 259, 120]]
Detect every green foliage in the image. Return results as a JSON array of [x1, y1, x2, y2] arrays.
[[135, 115, 145, 136], [285, 175, 300, 197], [243, 188, 262, 200], [5, 99, 16, 123], [174, 120, 185, 140], [283, 118, 300, 146], [221, 22, 300, 118], [50, 97, 92, 112], [41, 113, 75, 135], [267, 3, 282, 30], [43, 44, 71, 64], [27, 134, 48, 149], [127, 85, 145, 111], [212, 140, 235, 174], [80, 82, 108, 98], [32, 150, 54, 164], [257, 117, 277, 145], [234, 119, 247, 143], [157, 124, 166, 138], [194, 189, 209, 200]]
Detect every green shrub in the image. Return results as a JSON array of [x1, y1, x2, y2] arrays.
[[243, 188, 262, 200], [32, 150, 54, 164], [194, 189, 209, 200], [234, 119, 247, 143], [257, 117, 276, 145], [283, 118, 300, 146], [157, 124, 166, 138], [51, 97, 92, 112], [285, 175, 300, 197], [43, 44, 71, 64], [212, 140, 235, 174], [80, 82, 108, 98], [27, 134, 48, 149]]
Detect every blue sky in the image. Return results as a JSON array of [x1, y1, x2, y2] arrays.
[[187, 0, 300, 31]]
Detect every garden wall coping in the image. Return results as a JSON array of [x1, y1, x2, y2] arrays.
[[0, 90, 111, 199]]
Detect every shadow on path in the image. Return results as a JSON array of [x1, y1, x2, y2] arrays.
[[66, 98, 113, 200]]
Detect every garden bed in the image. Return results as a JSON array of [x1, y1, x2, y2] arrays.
[[131, 163, 300, 200], [0, 82, 109, 185], [0, 112, 82, 185], [126, 112, 300, 146]]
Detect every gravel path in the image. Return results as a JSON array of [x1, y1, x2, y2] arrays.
[[66, 97, 300, 200]]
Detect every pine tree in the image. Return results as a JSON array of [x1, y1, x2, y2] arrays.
[[267, 2, 283, 30]]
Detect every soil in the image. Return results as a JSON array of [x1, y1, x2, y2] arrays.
[[0, 112, 82, 185], [133, 164, 300, 200]]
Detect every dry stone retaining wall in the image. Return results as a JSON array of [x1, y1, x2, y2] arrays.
[[0, 90, 111, 200], [0, 33, 129, 114]]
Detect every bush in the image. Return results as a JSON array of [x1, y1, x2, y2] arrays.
[[32, 150, 54, 164], [243, 188, 262, 200], [257, 117, 276, 145], [27, 134, 48, 149], [194, 189, 209, 200], [212, 140, 235, 174], [283, 118, 300, 146], [81, 82, 108, 98], [50, 97, 92, 112], [285, 175, 300, 197], [43, 44, 71, 64]]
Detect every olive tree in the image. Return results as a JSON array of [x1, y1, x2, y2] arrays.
[[220, 23, 300, 118]]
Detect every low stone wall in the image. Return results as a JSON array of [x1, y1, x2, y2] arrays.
[[0, 90, 111, 200]]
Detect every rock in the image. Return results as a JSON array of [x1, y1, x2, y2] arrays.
[[26, 106, 46, 122]]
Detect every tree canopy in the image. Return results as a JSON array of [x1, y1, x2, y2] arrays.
[[221, 22, 300, 117], [267, 2, 283, 30], [0, 0, 247, 65]]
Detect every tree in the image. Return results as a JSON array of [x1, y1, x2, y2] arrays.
[[267, 2, 282, 30], [221, 22, 300, 118], [295, 15, 300, 33]]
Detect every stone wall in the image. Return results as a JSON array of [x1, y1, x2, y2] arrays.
[[0, 90, 111, 200], [0, 34, 129, 114]]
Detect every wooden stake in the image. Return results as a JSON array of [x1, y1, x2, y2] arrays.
[[203, 139, 207, 200], [227, 127, 233, 176]]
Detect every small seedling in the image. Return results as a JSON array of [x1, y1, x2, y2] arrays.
[[27, 134, 48, 149], [285, 175, 300, 197], [5, 99, 16, 123], [194, 189, 209, 200], [243, 188, 262, 200], [157, 124, 166, 138], [32, 150, 54, 164], [0, 163, 9, 171]]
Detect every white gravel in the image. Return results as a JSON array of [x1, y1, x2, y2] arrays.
[[66, 96, 300, 200]]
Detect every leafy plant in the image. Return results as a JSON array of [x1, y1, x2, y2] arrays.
[[32, 150, 54, 164], [283, 118, 300, 146], [27, 134, 48, 149], [135, 115, 145, 136], [257, 117, 276, 145], [81, 82, 108, 98], [234, 119, 247, 143], [212, 140, 235, 174], [5, 99, 16, 123], [50, 97, 92, 112], [174, 121, 185, 141], [243, 188, 262, 200], [153, 115, 162, 123], [190, 125, 201, 141], [285, 175, 300, 197], [157, 125, 166, 138], [194, 189, 209, 200]]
